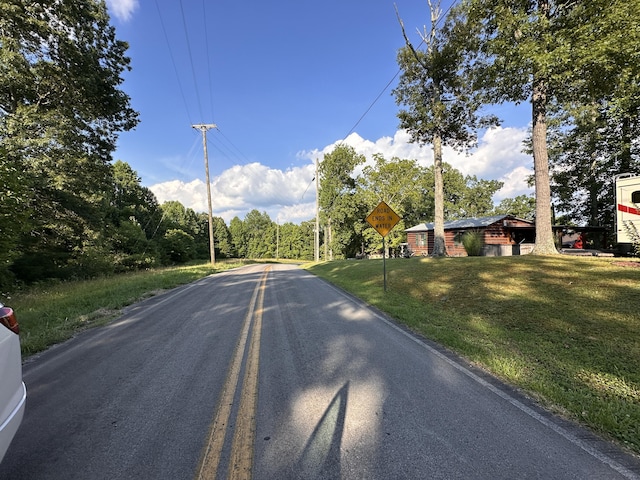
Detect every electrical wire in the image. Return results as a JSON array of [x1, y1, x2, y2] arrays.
[[340, 0, 459, 142], [179, 0, 204, 122], [153, 0, 193, 125], [201, 0, 216, 123]]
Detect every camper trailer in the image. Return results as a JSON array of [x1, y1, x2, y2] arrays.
[[615, 173, 640, 243]]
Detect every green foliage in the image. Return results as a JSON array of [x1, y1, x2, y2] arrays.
[[622, 217, 640, 256], [229, 216, 247, 258], [493, 195, 536, 220], [461, 230, 484, 256], [277, 221, 314, 260], [452, 0, 640, 253], [319, 145, 367, 259], [394, 2, 499, 257], [162, 229, 195, 263], [360, 155, 425, 253], [212, 216, 233, 259], [242, 210, 276, 259], [1, 0, 138, 283]]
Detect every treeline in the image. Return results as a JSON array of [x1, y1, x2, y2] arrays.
[[0, 1, 316, 289], [1, 157, 318, 287], [2, 144, 533, 287]]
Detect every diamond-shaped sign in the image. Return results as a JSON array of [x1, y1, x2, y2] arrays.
[[366, 201, 401, 237]]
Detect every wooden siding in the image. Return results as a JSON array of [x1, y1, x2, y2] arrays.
[[406, 217, 535, 257]]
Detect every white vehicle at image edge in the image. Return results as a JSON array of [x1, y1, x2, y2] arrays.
[[0, 303, 26, 463]]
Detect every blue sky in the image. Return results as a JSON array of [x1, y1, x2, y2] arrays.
[[106, 0, 533, 224]]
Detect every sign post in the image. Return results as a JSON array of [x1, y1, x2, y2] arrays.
[[366, 201, 401, 291]]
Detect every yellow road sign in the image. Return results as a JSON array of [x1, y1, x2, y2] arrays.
[[366, 201, 401, 237]]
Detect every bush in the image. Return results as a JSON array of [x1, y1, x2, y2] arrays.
[[622, 217, 640, 256], [462, 230, 484, 256]]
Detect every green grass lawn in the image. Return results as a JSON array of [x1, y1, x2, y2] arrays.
[[305, 255, 640, 454]]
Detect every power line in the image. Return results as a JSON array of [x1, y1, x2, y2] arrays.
[[214, 127, 253, 165], [340, 0, 459, 142], [201, 0, 216, 122], [342, 70, 402, 140], [179, 0, 204, 122], [153, 0, 193, 125]]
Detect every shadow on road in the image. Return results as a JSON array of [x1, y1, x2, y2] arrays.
[[296, 382, 349, 479]]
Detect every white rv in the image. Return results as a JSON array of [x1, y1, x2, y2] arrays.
[[615, 173, 640, 243]]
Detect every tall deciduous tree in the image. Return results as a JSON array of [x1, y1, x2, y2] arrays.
[[318, 144, 367, 259], [1, 0, 138, 280], [229, 216, 247, 258], [545, 0, 640, 236], [394, 0, 498, 256], [243, 210, 275, 259], [452, 0, 638, 253]]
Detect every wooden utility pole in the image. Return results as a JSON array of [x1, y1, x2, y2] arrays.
[[315, 157, 320, 261], [192, 123, 217, 265]]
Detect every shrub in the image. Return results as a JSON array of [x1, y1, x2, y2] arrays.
[[622, 215, 640, 256], [462, 230, 484, 256]]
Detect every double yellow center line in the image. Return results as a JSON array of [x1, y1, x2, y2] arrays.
[[196, 266, 270, 480]]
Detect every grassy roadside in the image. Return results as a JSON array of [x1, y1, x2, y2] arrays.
[[3, 260, 253, 357], [305, 255, 640, 454]]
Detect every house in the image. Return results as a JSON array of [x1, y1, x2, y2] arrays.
[[405, 215, 536, 257]]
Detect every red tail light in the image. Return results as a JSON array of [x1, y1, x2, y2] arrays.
[[0, 306, 19, 334]]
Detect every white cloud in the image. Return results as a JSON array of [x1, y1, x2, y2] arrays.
[[494, 166, 534, 201], [150, 127, 534, 225], [106, 0, 138, 22], [150, 163, 315, 224]]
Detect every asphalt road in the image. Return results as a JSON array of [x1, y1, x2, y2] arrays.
[[1, 263, 639, 479]]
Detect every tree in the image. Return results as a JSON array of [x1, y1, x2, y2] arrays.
[[211, 216, 233, 259], [243, 210, 275, 259], [1, 0, 138, 281], [318, 145, 367, 259], [278, 222, 314, 260], [453, 0, 639, 253], [161, 201, 200, 234], [394, 0, 498, 256], [229, 216, 247, 258], [162, 229, 195, 263], [545, 0, 640, 234], [0, 145, 29, 285], [494, 195, 536, 221], [360, 154, 425, 254], [111, 161, 162, 232]]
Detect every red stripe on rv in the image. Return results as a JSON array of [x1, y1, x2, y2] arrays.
[[618, 203, 640, 216]]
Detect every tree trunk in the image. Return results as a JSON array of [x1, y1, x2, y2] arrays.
[[531, 73, 558, 255], [328, 218, 333, 261], [432, 133, 447, 256]]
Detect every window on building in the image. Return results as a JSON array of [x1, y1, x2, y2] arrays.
[[453, 231, 464, 245], [417, 233, 427, 247]]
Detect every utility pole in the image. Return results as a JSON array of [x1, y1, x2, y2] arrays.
[[192, 123, 217, 265], [315, 157, 320, 261]]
